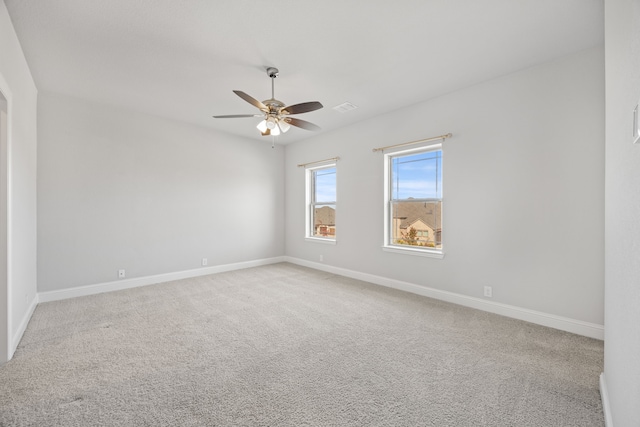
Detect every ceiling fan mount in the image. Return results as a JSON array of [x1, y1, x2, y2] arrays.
[[213, 67, 323, 137], [266, 67, 279, 79]]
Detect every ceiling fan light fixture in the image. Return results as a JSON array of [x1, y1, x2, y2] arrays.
[[266, 117, 278, 130], [270, 123, 281, 136], [256, 120, 268, 132], [278, 120, 291, 133]]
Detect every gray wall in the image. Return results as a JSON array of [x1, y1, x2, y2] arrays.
[[604, 0, 640, 425], [285, 47, 604, 326], [37, 93, 284, 292], [0, 0, 38, 362]]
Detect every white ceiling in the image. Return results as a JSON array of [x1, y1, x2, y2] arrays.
[[4, 0, 603, 144]]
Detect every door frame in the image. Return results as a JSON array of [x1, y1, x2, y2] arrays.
[[0, 74, 12, 364]]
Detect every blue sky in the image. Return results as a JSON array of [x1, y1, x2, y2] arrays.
[[314, 167, 336, 203], [392, 150, 442, 200], [312, 151, 441, 204]]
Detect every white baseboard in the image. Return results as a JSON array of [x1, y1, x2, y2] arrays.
[[38, 256, 286, 303], [35, 255, 604, 340], [600, 373, 613, 427], [11, 294, 38, 354], [284, 256, 604, 340]]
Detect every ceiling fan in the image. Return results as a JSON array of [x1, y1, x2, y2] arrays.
[[213, 67, 323, 136]]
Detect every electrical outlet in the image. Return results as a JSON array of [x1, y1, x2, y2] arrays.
[[319, 255, 324, 262], [118, 269, 125, 279], [483, 286, 492, 298], [202, 258, 208, 266]]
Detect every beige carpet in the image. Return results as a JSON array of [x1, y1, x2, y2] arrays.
[[0, 263, 604, 426]]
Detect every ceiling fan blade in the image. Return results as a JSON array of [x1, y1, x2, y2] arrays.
[[282, 101, 323, 115], [213, 114, 263, 118], [261, 129, 271, 136], [285, 117, 322, 132], [233, 90, 268, 111]]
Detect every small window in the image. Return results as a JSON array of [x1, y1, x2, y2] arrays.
[[306, 164, 336, 241], [384, 144, 442, 256]]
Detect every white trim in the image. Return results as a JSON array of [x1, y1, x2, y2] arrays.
[[38, 256, 285, 303], [304, 161, 337, 171], [283, 256, 604, 340], [0, 73, 11, 364], [382, 246, 444, 259], [600, 373, 613, 427], [300, 158, 337, 169], [11, 293, 36, 353], [383, 144, 443, 252], [305, 163, 337, 241], [305, 237, 336, 245], [382, 139, 444, 156]]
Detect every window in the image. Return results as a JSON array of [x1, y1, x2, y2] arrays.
[[384, 144, 442, 257], [306, 164, 336, 241]]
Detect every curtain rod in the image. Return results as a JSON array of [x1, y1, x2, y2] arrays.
[[372, 133, 452, 153], [297, 157, 340, 168]]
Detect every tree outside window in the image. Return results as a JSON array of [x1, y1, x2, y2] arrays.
[[385, 146, 442, 252]]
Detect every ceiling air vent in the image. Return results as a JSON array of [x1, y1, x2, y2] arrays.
[[332, 102, 358, 113]]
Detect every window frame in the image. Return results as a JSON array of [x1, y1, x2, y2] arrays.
[[305, 163, 337, 244], [383, 143, 444, 259]]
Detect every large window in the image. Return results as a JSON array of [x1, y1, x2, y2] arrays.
[[384, 144, 442, 256], [306, 164, 336, 241]]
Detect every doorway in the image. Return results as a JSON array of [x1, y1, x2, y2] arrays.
[[0, 89, 8, 363]]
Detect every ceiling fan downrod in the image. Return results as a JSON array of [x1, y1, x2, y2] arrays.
[[267, 67, 279, 100]]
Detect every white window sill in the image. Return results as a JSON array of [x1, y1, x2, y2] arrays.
[[382, 245, 444, 259], [305, 237, 337, 245]]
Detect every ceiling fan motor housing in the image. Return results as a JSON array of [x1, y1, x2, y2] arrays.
[[266, 67, 279, 78], [263, 99, 285, 113]]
